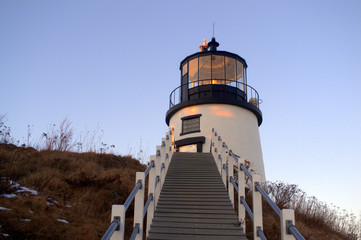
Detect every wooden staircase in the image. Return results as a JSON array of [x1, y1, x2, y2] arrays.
[[147, 152, 247, 240]]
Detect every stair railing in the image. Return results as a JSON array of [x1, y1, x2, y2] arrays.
[[102, 128, 173, 240], [211, 128, 305, 240]]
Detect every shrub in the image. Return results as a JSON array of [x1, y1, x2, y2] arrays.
[[0, 114, 14, 144]]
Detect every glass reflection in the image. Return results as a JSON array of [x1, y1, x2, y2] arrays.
[[211, 55, 224, 81], [186, 54, 246, 89], [199, 56, 211, 84], [189, 58, 198, 87]]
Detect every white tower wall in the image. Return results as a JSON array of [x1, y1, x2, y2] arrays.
[[169, 103, 265, 180]]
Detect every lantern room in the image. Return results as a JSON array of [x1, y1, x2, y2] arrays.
[[166, 37, 262, 126], [181, 38, 247, 90]]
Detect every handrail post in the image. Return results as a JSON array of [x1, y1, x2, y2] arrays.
[[133, 172, 145, 240], [146, 157, 156, 237], [154, 150, 161, 208], [228, 153, 234, 207], [238, 159, 246, 234], [165, 132, 171, 171], [281, 209, 295, 240], [161, 137, 168, 176], [252, 174, 263, 240], [169, 126, 174, 155], [221, 142, 228, 187], [110, 204, 125, 240], [157, 145, 166, 189], [216, 134, 223, 175], [211, 128, 217, 160]]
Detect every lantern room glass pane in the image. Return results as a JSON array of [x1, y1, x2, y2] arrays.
[[225, 56, 236, 86], [199, 56, 211, 85], [189, 58, 198, 87], [236, 60, 243, 82], [182, 63, 188, 76], [212, 55, 225, 84], [236, 60, 244, 90]]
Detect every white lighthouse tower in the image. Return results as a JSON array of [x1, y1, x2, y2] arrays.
[[166, 38, 265, 180]]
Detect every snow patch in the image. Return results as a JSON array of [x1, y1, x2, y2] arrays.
[[1, 193, 16, 198], [46, 198, 59, 206], [20, 219, 31, 222], [0, 178, 40, 196], [0, 207, 11, 211], [2, 233, 9, 237], [16, 186, 39, 195], [57, 219, 69, 224]]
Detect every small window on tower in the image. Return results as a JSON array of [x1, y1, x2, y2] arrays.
[[181, 114, 202, 135]]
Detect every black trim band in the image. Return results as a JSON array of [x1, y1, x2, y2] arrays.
[[181, 114, 202, 120]]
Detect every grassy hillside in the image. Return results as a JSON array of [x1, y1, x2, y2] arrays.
[[0, 144, 145, 239], [0, 144, 359, 240]]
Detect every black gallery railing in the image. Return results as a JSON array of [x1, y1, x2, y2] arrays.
[[169, 80, 261, 109]]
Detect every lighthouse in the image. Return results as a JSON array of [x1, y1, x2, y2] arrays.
[[165, 38, 265, 180]]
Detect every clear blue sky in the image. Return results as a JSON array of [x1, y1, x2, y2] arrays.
[[1, 1, 360, 218]]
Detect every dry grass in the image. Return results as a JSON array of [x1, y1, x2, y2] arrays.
[[240, 182, 359, 240], [1, 144, 359, 240], [0, 144, 145, 240]]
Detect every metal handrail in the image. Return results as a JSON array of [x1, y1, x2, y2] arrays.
[[255, 183, 281, 217], [240, 196, 254, 222], [101, 220, 120, 240], [257, 228, 267, 240], [230, 176, 238, 194], [229, 151, 253, 181], [124, 181, 142, 211], [223, 164, 229, 177], [143, 194, 153, 219], [129, 224, 139, 240], [229, 150, 238, 163], [240, 163, 253, 181], [144, 161, 154, 178], [289, 225, 306, 240]]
